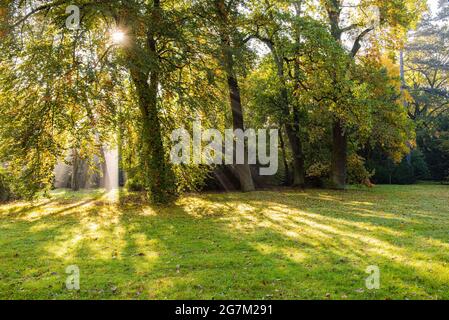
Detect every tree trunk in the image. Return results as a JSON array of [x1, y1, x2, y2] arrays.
[[326, 0, 347, 189], [269, 46, 305, 187], [400, 50, 412, 165], [331, 120, 347, 189], [71, 148, 80, 191], [291, 3, 306, 187], [279, 126, 291, 185], [279, 84, 305, 187], [285, 121, 305, 187], [99, 145, 107, 188], [281, 69, 305, 187], [227, 75, 256, 192], [129, 68, 175, 203], [124, 0, 175, 203], [216, 0, 255, 192]]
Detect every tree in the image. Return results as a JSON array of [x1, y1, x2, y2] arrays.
[[1, 0, 209, 203], [245, 0, 306, 187], [405, 2, 449, 122], [319, 0, 425, 189], [198, 0, 256, 191], [0, 0, 430, 200], [404, 1, 449, 180], [117, 0, 178, 203]]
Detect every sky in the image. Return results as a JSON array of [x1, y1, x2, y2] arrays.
[[249, 0, 442, 59], [428, 0, 444, 14]]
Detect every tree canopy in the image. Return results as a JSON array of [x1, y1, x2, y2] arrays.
[[1, 0, 442, 203]]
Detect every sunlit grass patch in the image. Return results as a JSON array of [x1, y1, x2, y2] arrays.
[[0, 184, 448, 300]]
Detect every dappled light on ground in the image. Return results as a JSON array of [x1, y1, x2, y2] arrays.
[[0, 185, 448, 299]]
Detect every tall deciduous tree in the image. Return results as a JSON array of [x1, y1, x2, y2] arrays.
[[1, 0, 203, 203], [320, 0, 425, 189], [207, 0, 256, 192], [404, 1, 449, 180], [246, 0, 306, 187]]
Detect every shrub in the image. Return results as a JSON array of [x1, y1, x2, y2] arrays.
[[0, 169, 14, 202], [125, 177, 145, 192], [411, 149, 430, 180], [347, 154, 374, 185], [369, 149, 430, 185], [392, 160, 415, 184], [305, 162, 329, 187], [442, 170, 449, 185]]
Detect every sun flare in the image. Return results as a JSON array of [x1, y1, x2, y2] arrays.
[[111, 30, 125, 44]]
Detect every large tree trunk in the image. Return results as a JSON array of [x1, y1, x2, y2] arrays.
[[129, 65, 175, 203], [216, 0, 255, 192], [267, 44, 305, 187], [227, 74, 256, 192], [285, 120, 305, 187], [326, 0, 347, 189], [124, 0, 175, 203], [331, 120, 347, 189], [280, 71, 305, 187]]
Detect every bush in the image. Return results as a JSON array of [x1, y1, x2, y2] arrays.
[[0, 169, 14, 202], [125, 177, 145, 192], [442, 170, 449, 185], [411, 149, 430, 180], [369, 162, 393, 184], [347, 154, 374, 185], [392, 160, 415, 184], [369, 149, 430, 185], [305, 162, 329, 188]]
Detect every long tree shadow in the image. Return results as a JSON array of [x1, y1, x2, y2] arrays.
[[108, 188, 449, 299], [1, 186, 449, 299]]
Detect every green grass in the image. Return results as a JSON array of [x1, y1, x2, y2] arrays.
[[0, 184, 449, 300]]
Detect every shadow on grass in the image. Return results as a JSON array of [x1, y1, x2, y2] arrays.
[[0, 185, 448, 299]]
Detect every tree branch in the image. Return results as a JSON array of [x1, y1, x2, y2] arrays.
[[350, 27, 374, 57], [10, 0, 69, 28], [340, 23, 360, 33]]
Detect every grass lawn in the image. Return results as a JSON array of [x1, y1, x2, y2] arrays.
[[0, 184, 448, 300]]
